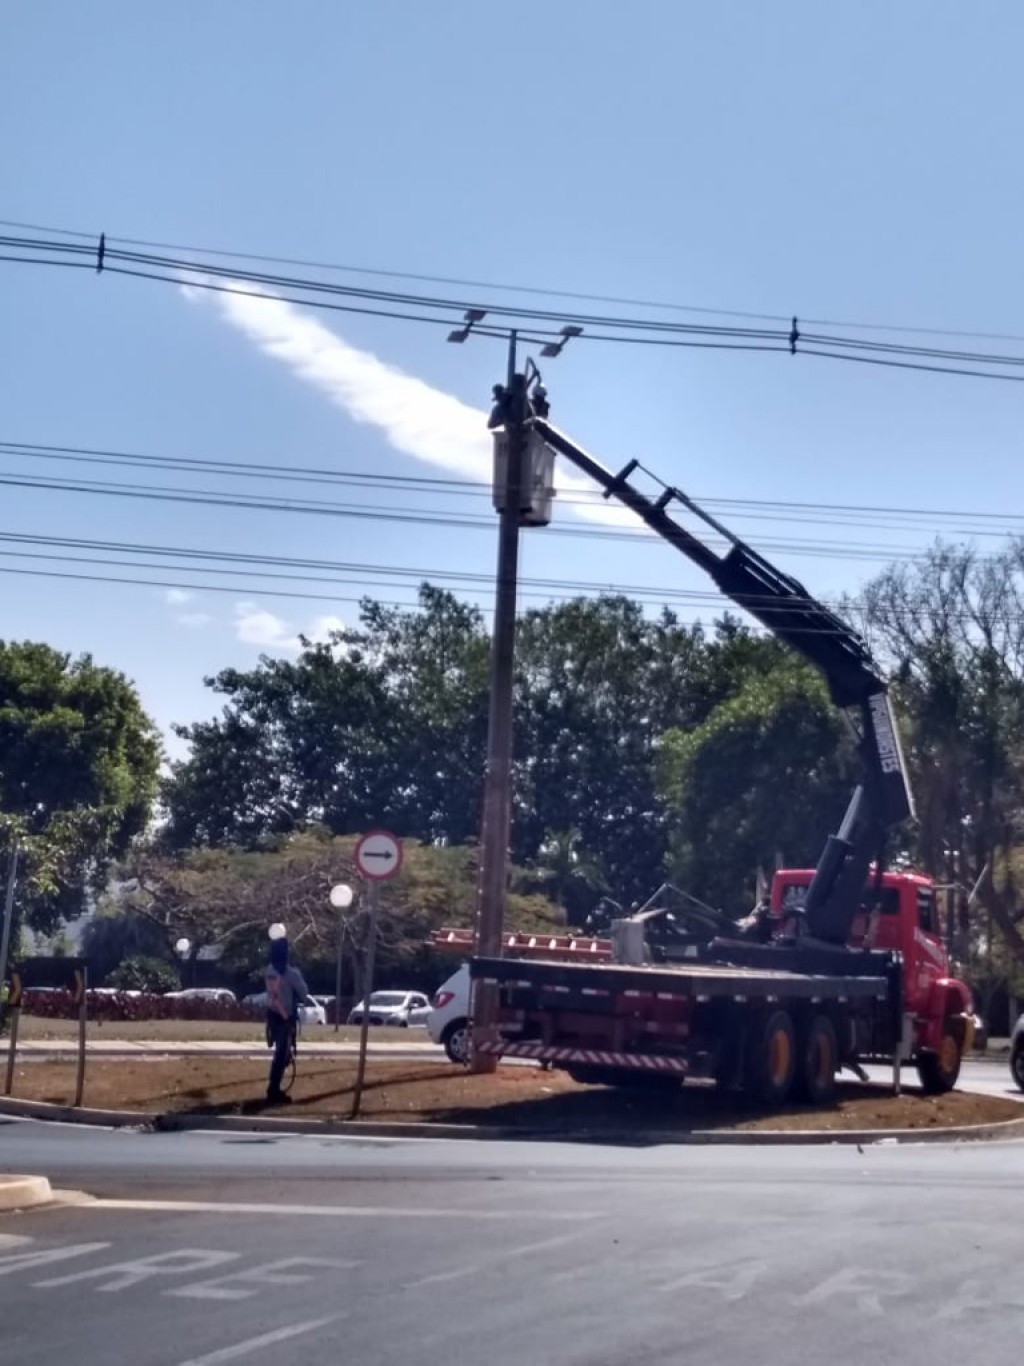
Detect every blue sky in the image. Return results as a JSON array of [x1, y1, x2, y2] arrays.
[[3, 2, 1024, 756]]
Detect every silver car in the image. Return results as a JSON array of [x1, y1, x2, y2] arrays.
[[347, 990, 431, 1028]]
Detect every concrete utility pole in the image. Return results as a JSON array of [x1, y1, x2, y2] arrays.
[[471, 333, 527, 1072]]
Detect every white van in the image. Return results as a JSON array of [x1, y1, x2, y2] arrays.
[[426, 962, 471, 1063]]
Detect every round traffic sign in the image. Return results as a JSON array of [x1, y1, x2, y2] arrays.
[[354, 829, 403, 881]]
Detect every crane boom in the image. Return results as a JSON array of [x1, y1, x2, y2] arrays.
[[530, 416, 915, 946]]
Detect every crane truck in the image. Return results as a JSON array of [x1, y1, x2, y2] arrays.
[[469, 394, 974, 1107]]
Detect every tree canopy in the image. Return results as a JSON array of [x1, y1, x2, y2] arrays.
[[0, 640, 160, 932]]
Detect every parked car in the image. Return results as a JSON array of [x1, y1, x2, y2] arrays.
[[242, 991, 327, 1027], [164, 988, 237, 1006], [426, 963, 471, 1064], [347, 990, 431, 1028]]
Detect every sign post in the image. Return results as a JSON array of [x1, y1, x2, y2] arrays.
[[0, 837, 20, 1032], [350, 831, 403, 1119], [3, 971, 21, 1096]]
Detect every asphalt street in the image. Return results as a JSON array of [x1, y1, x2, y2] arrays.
[[4, 1115, 1024, 1366]]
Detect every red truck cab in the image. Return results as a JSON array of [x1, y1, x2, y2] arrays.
[[771, 867, 974, 1060]]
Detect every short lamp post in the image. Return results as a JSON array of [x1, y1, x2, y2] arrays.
[[329, 884, 354, 1032], [174, 937, 191, 988]]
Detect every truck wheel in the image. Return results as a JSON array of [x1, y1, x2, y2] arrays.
[[1011, 1045, 1024, 1094], [796, 1015, 838, 1105], [744, 1009, 796, 1106], [441, 1019, 470, 1065], [917, 1023, 962, 1094]]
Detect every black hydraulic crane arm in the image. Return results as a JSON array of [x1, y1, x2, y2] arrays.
[[532, 417, 915, 946]]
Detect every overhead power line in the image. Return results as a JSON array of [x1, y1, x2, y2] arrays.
[[0, 465, 974, 563], [6, 215, 1024, 346], [5, 232, 1024, 382], [4, 437, 1024, 538]]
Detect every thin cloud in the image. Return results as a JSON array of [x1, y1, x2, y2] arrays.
[[176, 611, 212, 628], [164, 587, 192, 605], [186, 281, 638, 529], [234, 602, 344, 652]]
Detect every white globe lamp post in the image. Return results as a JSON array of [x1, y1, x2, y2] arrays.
[[329, 884, 354, 1031]]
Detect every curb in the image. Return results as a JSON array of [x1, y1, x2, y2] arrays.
[[3, 1094, 1024, 1146], [0, 1174, 54, 1211]]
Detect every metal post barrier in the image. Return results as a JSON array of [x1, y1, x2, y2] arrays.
[[74, 966, 88, 1107]]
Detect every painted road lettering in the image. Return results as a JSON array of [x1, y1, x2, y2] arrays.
[[0, 1242, 112, 1278], [36, 1249, 239, 1291], [169, 1256, 359, 1301], [658, 1259, 768, 1301], [793, 1266, 915, 1317]]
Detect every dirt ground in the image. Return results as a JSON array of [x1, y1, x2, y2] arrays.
[[6, 1057, 1021, 1133], [18, 1017, 412, 1045]]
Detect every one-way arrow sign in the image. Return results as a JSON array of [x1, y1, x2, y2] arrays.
[[354, 830, 403, 881]]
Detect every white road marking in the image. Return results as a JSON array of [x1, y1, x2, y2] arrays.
[[169, 1256, 359, 1301], [36, 1249, 239, 1290], [0, 1242, 111, 1277], [404, 1230, 584, 1289], [794, 1266, 915, 1316], [658, 1259, 768, 1300], [176, 1314, 344, 1365], [0, 1234, 32, 1251], [85, 1198, 590, 1221]]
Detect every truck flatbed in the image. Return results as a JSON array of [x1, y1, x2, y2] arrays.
[[472, 953, 891, 1002]]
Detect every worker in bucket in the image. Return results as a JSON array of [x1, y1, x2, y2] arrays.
[[263, 923, 312, 1106]]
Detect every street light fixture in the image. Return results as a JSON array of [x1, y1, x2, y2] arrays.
[[174, 937, 191, 989], [329, 884, 354, 1031]]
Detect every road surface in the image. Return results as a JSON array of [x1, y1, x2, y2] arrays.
[[3, 1115, 1024, 1366]]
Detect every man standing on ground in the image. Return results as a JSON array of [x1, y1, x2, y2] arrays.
[[264, 932, 312, 1106]]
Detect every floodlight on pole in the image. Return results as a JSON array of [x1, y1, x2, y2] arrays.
[[447, 308, 487, 343], [540, 325, 583, 358]]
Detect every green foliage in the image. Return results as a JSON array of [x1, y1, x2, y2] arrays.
[[159, 586, 818, 920], [658, 664, 853, 914], [163, 586, 489, 848], [107, 955, 180, 993], [0, 640, 160, 933], [111, 832, 561, 994], [82, 908, 174, 983], [862, 542, 1024, 961]]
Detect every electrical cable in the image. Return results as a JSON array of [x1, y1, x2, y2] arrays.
[[8, 214, 1024, 345]]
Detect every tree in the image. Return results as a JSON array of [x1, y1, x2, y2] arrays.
[[107, 955, 180, 993], [0, 641, 160, 933], [80, 907, 170, 983], [513, 599, 791, 906], [861, 540, 1024, 963], [657, 662, 854, 915], [163, 586, 489, 849], [113, 832, 561, 996]]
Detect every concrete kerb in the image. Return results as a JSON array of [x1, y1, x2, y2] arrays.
[[3, 1094, 1024, 1146], [0, 1174, 54, 1211]]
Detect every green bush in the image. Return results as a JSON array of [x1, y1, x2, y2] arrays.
[[106, 956, 180, 994]]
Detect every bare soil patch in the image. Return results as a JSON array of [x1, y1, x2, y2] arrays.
[[6, 1058, 1020, 1134]]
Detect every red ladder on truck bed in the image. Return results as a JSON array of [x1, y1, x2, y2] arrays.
[[431, 928, 612, 961]]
